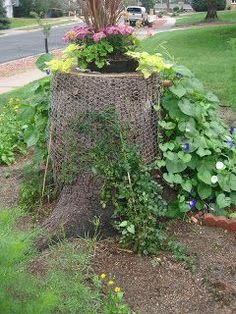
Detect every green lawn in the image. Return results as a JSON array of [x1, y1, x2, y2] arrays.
[[176, 10, 236, 26], [140, 25, 236, 110], [8, 17, 76, 29]]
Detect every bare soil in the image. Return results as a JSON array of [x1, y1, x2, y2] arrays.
[[0, 155, 28, 208], [92, 223, 236, 314]]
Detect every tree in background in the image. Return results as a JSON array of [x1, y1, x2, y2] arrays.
[[14, 0, 33, 17], [141, 0, 155, 13], [205, 0, 226, 20], [191, 0, 226, 21], [123, 0, 139, 6], [31, 11, 52, 52], [14, 0, 67, 17], [0, 0, 10, 29]]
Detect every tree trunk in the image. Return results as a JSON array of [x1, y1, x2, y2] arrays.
[[44, 38, 49, 54], [205, 0, 218, 21], [166, 0, 170, 12]]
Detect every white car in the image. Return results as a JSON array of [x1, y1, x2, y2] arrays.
[[126, 6, 149, 26]]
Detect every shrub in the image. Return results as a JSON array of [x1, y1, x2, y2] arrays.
[[47, 8, 64, 18], [0, 17, 10, 29], [173, 6, 180, 12], [0, 0, 10, 29], [0, 78, 50, 165], [0, 98, 26, 164], [191, 0, 226, 12]]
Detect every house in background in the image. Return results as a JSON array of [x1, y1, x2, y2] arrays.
[[229, 0, 236, 10], [3, 0, 19, 18]]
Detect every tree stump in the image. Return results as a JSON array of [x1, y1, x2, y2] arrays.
[[38, 71, 161, 249]]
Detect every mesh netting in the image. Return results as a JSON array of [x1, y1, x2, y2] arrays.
[[50, 71, 160, 174], [41, 71, 161, 243]]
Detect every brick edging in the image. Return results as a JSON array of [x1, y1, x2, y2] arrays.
[[203, 213, 236, 232]]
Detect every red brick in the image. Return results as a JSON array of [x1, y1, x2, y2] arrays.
[[203, 213, 236, 232]]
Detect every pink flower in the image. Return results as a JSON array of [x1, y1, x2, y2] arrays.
[[104, 25, 134, 36], [105, 26, 120, 35], [118, 25, 134, 35], [92, 31, 106, 42], [63, 26, 92, 42], [63, 30, 76, 43], [73, 26, 93, 40]]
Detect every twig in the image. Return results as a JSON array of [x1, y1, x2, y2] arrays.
[[41, 130, 52, 205]]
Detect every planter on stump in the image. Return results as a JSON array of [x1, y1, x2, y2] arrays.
[[39, 70, 161, 248]]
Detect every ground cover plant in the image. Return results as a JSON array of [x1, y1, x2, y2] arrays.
[[129, 51, 236, 218], [0, 78, 49, 165], [176, 10, 236, 26], [0, 97, 26, 164], [0, 207, 131, 313], [0, 208, 56, 314], [0, 78, 53, 209], [139, 25, 236, 110]]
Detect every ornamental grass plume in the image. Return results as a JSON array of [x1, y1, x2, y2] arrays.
[[78, 0, 124, 31]]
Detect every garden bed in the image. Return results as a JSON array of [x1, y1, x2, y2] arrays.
[[92, 222, 236, 313], [1, 158, 236, 313]]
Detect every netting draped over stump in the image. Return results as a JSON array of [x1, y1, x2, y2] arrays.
[[40, 71, 161, 247]]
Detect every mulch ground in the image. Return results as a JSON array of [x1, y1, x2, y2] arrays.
[[92, 223, 236, 314], [0, 105, 236, 314], [0, 155, 28, 208]]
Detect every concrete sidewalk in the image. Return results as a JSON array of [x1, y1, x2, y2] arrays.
[[0, 68, 46, 94]]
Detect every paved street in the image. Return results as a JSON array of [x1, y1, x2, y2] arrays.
[[0, 23, 80, 64]]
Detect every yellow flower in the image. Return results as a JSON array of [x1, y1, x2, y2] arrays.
[[14, 105, 19, 111], [46, 57, 75, 73], [15, 98, 20, 102], [114, 287, 121, 293], [100, 273, 106, 280], [8, 97, 14, 104], [64, 43, 80, 56], [108, 280, 114, 286]]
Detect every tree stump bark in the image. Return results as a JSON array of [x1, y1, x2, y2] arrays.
[[38, 71, 161, 249]]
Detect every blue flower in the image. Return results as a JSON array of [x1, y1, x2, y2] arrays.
[[229, 127, 235, 135], [182, 143, 190, 152], [176, 72, 183, 79], [225, 137, 234, 148], [188, 198, 197, 209]]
